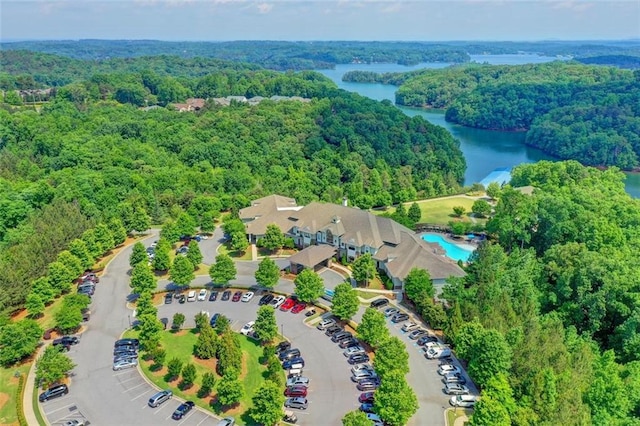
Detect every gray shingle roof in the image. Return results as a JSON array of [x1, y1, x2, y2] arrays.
[[288, 245, 337, 268]]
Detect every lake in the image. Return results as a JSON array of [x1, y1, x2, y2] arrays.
[[316, 55, 640, 198]]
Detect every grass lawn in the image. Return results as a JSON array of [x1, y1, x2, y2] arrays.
[[131, 329, 265, 425], [356, 290, 384, 300], [446, 407, 471, 426], [380, 195, 486, 226], [0, 363, 30, 425], [217, 243, 253, 261]]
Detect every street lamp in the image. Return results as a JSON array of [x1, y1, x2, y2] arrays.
[[281, 324, 284, 338]]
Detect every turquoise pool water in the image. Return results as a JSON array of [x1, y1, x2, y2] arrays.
[[422, 233, 474, 262]]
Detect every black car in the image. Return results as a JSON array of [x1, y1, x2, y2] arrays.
[[276, 341, 292, 353], [114, 346, 138, 356], [417, 335, 438, 346], [115, 338, 139, 348], [52, 340, 71, 352], [113, 353, 138, 363], [324, 325, 343, 336], [348, 353, 370, 364], [209, 291, 218, 301], [171, 401, 195, 420], [39, 384, 68, 402], [179, 295, 186, 304], [370, 298, 389, 309], [55, 336, 79, 346], [304, 308, 316, 317], [259, 293, 274, 305], [221, 290, 232, 301], [164, 293, 173, 304], [279, 348, 301, 361]]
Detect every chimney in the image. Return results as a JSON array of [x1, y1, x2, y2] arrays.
[[342, 197, 348, 207]]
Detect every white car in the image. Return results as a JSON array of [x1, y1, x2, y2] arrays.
[[187, 290, 197, 302], [240, 321, 255, 335], [383, 307, 399, 317], [270, 295, 286, 308], [197, 289, 207, 301], [450, 395, 479, 407], [401, 321, 419, 332], [438, 365, 462, 376], [241, 291, 254, 302]]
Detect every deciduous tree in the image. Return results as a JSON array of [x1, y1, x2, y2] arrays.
[[180, 363, 197, 389], [31, 277, 55, 305], [130, 263, 157, 294], [0, 319, 43, 366], [25, 292, 45, 318], [194, 324, 218, 359], [294, 269, 324, 302], [217, 370, 244, 407], [135, 291, 157, 318], [210, 254, 237, 286], [374, 370, 418, 426], [166, 357, 183, 381], [129, 242, 148, 268], [374, 337, 409, 379], [408, 202, 422, 223], [403, 268, 434, 302], [352, 253, 377, 287], [254, 305, 278, 342], [453, 206, 466, 217], [331, 282, 360, 320], [342, 410, 372, 426], [68, 238, 93, 270], [137, 313, 163, 351], [472, 199, 492, 218], [198, 372, 216, 398], [260, 224, 286, 252], [35, 345, 76, 388], [255, 257, 280, 289], [249, 380, 285, 426], [186, 241, 203, 269], [358, 307, 390, 348], [170, 256, 195, 287], [172, 312, 185, 330]]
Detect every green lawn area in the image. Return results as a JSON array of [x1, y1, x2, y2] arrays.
[[130, 328, 266, 425], [381, 195, 486, 226], [217, 243, 253, 261], [0, 363, 30, 425], [446, 407, 471, 426], [356, 290, 384, 300]]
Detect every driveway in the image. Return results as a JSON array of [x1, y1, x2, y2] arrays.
[[40, 230, 220, 426], [158, 293, 359, 425]]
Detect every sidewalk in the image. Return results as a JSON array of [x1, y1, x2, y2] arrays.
[[23, 343, 50, 426]]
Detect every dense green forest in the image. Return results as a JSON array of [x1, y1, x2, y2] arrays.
[[0, 40, 470, 70], [444, 161, 640, 425], [345, 62, 640, 169], [0, 67, 465, 312]]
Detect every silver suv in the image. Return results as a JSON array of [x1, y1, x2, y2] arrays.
[[148, 390, 172, 407], [284, 397, 308, 410]]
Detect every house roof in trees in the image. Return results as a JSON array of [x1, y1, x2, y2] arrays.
[[242, 195, 465, 283], [288, 245, 337, 269]]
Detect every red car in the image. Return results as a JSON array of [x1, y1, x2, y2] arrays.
[[232, 291, 243, 302], [359, 392, 375, 403], [290, 302, 307, 314], [279, 298, 296, 312], [284, 386, 308, 397]]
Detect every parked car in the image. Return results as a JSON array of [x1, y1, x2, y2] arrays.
[[305, 308, 317, 317], [331, 331, 353, 342], [438, 365, 462, 376], [359, 403, 375, 413], [356, 379, 379, 391], [276, 341, 292, 353], [258, 293, 274, 305], [286, 376, 309, 387], [442, 372, 467, 385], [359, 391, 375, 403], [197, 289, 207, 301], [370, 298, 389, 309], [280, 297, 296, 311], [178, 295, 186, 304], [240, 321, 255, 336], [187, 290, 197, 302], [279, 348, 301, 361], [282, 410, 298, 424], [113, 358, 138, 371], [444, 383, 470, 395], [216, 417, 235, 426], [284, 397, 308, 410], [222, 290, 231, 301], [351, 363, 374, 375], [383, 307, 399, 317], [282, 357, 305, 369], [391, 313, 410, 323], [232, 291, 243, 302], [172, 401, 195, 419], [352, 369, 377, 382], [366, 413, 384, 426], [175, 246, 188, 255], [284, 386, 308, 397], [344, 346, 366, 357], [115, 338, 139, 348], [324, 325, 343, 336], [210, 313, 220, 327], [148, 390, 172, 407], [80, 272, 99, 283], [270, 295, 286, 308], [291, 302, 307, 314], [417, 334, 438, 346], [450, 395, 479, 408], [401, 321, 419, 332], [209, 291, 218, 301], [348, 353, 370, 364], [113, 353, 138, 364], [63, 420, 86, 426], [339, 338, 360, 349], [39, 384, 68, 402], [425, 347, 452, 359], [55, 336, 79, 346], [408, 329, 428, 340], [113, 348, 137, 358], [241, 291, 255, 302], [316, 317, 336, 330], [164, 293, 173, 304]]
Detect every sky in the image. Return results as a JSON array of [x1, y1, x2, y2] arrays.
[[1, 0, 639, 42]]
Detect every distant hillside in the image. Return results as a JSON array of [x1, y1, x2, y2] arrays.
[[576, 54, 640, 69]]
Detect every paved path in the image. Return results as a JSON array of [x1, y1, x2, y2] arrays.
[[23, 343, 50, 426]]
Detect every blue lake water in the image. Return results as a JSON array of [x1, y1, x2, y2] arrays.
[[422, 233, 474, 263], [316, 55, 640, 198]]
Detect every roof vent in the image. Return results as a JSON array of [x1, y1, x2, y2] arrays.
[[332, 215, 341, 224]]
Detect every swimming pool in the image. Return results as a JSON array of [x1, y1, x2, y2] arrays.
[[422, 233, 474, 262]]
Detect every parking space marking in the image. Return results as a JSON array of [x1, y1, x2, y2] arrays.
[[123, 381, 147, 393], [44, 402, 75, 416], [195, 414, 210, 426], [176, 411, 195, 426], [113, 369, 136, 377], [117, 375, 140, 384], [153, 401, 173, 413], [131, 389, 152, 401]]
